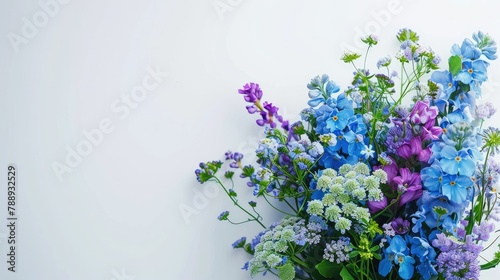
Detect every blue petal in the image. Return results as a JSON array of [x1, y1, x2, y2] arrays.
[[440, 146, 457, 158], [440, 158, 459, 175], [378, 257, 393, 277], [458, 157, 475, 177], [390, 235, 408, 253], [456, 71, 472, 84], [398, 256, 415, 280], [308, 97, 324, 107]]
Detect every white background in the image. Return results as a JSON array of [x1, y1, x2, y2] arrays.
[[1, 0, 500, 279]]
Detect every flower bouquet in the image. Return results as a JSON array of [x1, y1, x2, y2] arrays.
[[195, 29, 500, 280]]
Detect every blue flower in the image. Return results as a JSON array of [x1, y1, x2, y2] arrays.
[[416, 259, 438, 280], [411, 209, 426, 235], [343, 131, 367, 156], [451, 38, 481, 61], [232, 237, 247, 248], [418, 191, 463, 229], [431, 70, 456, 97], [411, 237, 438, 280], [411, 237, 436, 262], [455, 60, 489, 85], [307, 74, 340, 107], [325, 108, 354, 132], [441, 174, 473, 204], [379, 235, 415, 280], [438, 146, 476, 177], [421, 165, 443, 194], [472, 31, 497, 60]]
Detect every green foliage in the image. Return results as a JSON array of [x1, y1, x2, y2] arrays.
[[448, 55, 462, 76], [315, 260, 342, 278], [340, 266, 355, 280], [278, 263, 295, 280]]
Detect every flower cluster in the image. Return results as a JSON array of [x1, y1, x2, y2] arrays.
[[195, 29, 500, 280]]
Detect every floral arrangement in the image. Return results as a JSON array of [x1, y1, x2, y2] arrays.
[[195, 29, 500, 280]]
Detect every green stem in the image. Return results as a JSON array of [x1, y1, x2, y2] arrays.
[[214, 177, 266, 228], [262, 194, 296, 216], [291, 255, 309, 270]]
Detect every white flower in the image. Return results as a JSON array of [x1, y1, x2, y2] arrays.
[[360, 144, 375, 159]]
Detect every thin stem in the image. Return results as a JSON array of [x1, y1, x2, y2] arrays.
[[214, 177, 266, 228], [262, 194, 296, 216]]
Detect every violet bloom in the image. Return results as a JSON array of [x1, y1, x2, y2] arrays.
[[396, 136, 432, 162], [409, 100, 438, 127], [375, 157, 399, 185], [473, 221, 495, 242], [385, 124, 413, 153], [392, 168, 423, 206], [256, 101, 281, 128], [391, 217, 410, 234], [409, 101, 442, 141], [238, 82, 263, 103], [367, 195, 388, 214], [238, 83, 290, 133]]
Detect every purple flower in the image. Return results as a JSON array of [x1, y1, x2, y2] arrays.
[[432, 234, 481, 280], [391, 217, 410, 234], [238, 83, 289, 132], [368, 195, 388, 214], [473, 221, 495, 241], [396, 136, 432, 162], [409, 100, 438, 127], [392, 168, 423, 206], [228, 152, 244, 169], [238, 82, 263, 103], [386, 124, 412, 153]]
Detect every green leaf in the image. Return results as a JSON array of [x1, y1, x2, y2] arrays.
[[348, 250, 360, 258], [278, 263, 295, 280], [481, 247, 500, 270], [340, 267, 355, 280], [448, 55, 462, 76], [370, 245, 380, 252], [315, 260, 342, 278]]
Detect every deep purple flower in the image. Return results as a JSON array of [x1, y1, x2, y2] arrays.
[[392, 168, 423, 206], [255, 101, 282, 128], [396, 136, 431, 162], [238, 82, 263, 103], [375, 158, 399, 185], [385, 124, 412, 153], [238, 83, 289, 132], [368, 195, 388, 214], [391, 217, 410, 234], [229, 152, 244, 168]]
